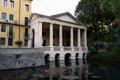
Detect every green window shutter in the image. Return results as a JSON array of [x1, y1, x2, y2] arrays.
[[25, 17, 28, 25], [25, 28, 28, 37], [9, 26, 13, 36]]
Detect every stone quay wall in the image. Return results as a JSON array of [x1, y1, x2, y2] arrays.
[[0, 48, 44, 70]]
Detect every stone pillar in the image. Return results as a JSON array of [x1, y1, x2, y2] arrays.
[[39, 22, 43, 47], [70, 27, 73, 47], [59, 25, 63, 46], [84, 30, 87, 47], [27, 29, 32, 48], [50, 23, 53, 46], [78, 29, 81, 47]]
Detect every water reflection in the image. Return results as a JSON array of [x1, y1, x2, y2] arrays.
[[65, 59, 71, 67], [76, 58, 79, 65], [0, 59, 120, 80], [55, 60, 60, 67]]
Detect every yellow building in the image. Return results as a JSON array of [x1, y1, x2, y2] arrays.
[[0, 0, 33, 48]]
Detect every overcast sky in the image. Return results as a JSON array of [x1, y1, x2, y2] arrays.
[[32, 0, 80, 16]]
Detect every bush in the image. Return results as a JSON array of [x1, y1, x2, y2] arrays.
[[15, 41, 23, 47]]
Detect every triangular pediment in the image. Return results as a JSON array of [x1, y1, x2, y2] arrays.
[[29, 13, 39, 22], [50, 12, 79, 23]]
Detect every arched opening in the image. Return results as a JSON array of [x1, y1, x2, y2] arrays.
[[45, 54, 50, 63], [83, 53, 86, 59], [32, 29, 35, 48], [55, 53, 60, 67], [76, 53, 79, 65], [76, 53, 79, 59], [83, 53, 86, 64], [65, 53, 71, 66], [55, 53, 60, 61]]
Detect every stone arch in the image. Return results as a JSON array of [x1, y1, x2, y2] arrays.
[[76, 53, 79, 59], [55, 53, 60, 61], [76, 53, 79, 65], [44, 54, 50, 62], [83, 53, 86, 64], [65, 53, 71, 66], [65, 53, 71, 60], [83, 53, 86, 59], [32, 29, 35, 48], [55, 53, 60, 67]]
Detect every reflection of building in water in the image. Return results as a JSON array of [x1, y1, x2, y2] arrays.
[[46, 59, 89, 80], [0, 59, 90, 80], [28, 12, 88, 61]]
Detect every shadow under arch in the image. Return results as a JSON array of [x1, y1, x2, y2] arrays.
[[55, 53, 60, 67], [45, 54, 50, 62], [32, 29, 35, 48], [65, 53, 71, 67], [83, 53, 86, 64], [76, 53, 79, 65], [44, 54, 50, 67]]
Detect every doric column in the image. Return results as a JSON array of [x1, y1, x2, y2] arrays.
[[84, 30, 87, 47], [59, 25, 63, 46], [50, 23, 53, 46], [70, 27, 73, 47], [39, 22, 43, 47], [78, 29, 81, 47]]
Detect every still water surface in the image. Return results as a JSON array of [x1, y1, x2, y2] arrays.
[[0, 59, 120, 80]]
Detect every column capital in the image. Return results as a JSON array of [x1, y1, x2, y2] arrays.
[[39, 21, 42, 23]]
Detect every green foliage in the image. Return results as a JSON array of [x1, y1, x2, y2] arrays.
[[100, 0, 120, 20], [15, 41, 23, 48], [75, 0, 115, 42], [75, 0, 120, 62]]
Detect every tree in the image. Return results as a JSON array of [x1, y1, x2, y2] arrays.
[[15, 41, 23, 48], [100, 0, 120, 20], [75, 0, 115, 42]]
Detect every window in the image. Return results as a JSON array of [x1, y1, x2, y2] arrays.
[[10, 0, 14, 8], [2, 0, 7, 6], [8, 38, 13, 46], [24, 17, 28, 25], [2, 12, 6, 19], [9, 26, 13, 36], [25, 4, 29, 11], [24, 39, 28, 46], [9, 14, 14, 21], [0, 38, 5, 46], [24, 28, 28, 37], [1, 25, 6, 32]]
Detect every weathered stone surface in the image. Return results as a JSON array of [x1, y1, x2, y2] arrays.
[[0, 48, 45, 70]]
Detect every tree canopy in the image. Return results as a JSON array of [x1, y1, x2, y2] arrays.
[[75, 0, 115, 41], [100, 0, 120, 20], [75, 0, 120, 62], [75, 0, 114, 25]]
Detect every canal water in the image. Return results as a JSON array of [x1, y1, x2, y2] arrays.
[[0, 59, 120, 80]]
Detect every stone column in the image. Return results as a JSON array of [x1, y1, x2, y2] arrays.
[[50, 23, 53, 46], [39, 22, 43, 47], [27, 29, 32, 48], [59, 25, 63, 46], [84, 30, 87, 47], [70, 27, 73, 47], [78, 29, 81, 47]]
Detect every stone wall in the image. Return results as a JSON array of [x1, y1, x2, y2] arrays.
[[0, 48, 44, 70]]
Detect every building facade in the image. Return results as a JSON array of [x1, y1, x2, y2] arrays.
[[29, 12, 88, 61], [0, 0, 32, 48]]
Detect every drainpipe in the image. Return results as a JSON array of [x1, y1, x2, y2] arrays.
[[18, 0, 21, 47]]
